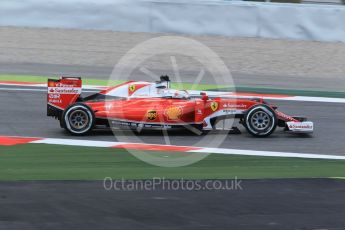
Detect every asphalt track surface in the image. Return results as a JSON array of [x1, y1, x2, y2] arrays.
[[1, 179, 345, 230], [1, 82, 345, 155]]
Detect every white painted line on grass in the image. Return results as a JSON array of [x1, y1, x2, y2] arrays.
[[189, 148, 345, 160], [32, 138, 125, 147], [26, 137, 345, 161]]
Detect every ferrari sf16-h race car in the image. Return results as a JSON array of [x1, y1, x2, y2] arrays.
[[47, 76, 314, 137]]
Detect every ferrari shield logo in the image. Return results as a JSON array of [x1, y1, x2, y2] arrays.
[[129, 84, 136, 92], [147, 110, 157, 121], [211, 101, 218, 112]]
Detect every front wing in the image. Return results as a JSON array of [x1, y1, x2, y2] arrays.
[[286, 121, 314, 133]]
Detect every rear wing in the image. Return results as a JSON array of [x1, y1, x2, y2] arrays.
[[47, 77, 82, 117]]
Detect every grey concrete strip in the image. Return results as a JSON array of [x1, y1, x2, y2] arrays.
[[0, 179, 344, 230], [0, 27, 345, 85]]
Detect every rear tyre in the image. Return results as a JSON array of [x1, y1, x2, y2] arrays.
[[244, 105, 277, 137], [62, 103, 95, 135]]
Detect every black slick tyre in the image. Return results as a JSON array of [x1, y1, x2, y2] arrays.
[[244, 104, 277, 137], [61, 103, 95, 135]]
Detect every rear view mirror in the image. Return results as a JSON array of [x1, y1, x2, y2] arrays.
[[202, 94, 209, 101]]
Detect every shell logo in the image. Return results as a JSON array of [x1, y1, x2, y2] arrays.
[[129, 84, 136, 92], [165, 106, 183, 120], [210, 101, 218, 112]]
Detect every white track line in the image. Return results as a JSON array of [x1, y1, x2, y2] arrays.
[[250, 95, 345, 103], [29, 137, 345, 160], [207, 94, 345, 104], [288, 96, 345, 103], [32, 138, 125, 147], [0, 88, 46, 92], [189, 148, 345, 160], [0, 87, 98, 93], [0, 83, 105, 89]]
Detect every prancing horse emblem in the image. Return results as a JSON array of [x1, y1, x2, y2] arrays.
[[129, 84, 136, 92], [211, 101, 218, 112]]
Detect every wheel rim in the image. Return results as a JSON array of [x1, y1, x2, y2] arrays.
[[250, 111, 270, 130], [69, 110, 89, 130]]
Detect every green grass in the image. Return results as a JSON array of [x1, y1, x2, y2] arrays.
[[0, 74, 48, 83], [1, 144, 345, 180], [0, 74, 222, 90], [0, 74, 125, 87], [2, 74, 345, 97]]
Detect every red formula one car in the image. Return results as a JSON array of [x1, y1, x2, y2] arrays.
[[47, 76, 313, 137]]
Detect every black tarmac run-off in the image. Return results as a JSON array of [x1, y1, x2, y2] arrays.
[[1, 179, 345, 230]]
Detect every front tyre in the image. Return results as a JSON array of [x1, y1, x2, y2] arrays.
[[244, 105, 277, 137], [62, 103, 95, 135]]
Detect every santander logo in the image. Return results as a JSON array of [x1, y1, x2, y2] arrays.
[[289, 124, 313, 129], [48, 87, 81, 94]]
